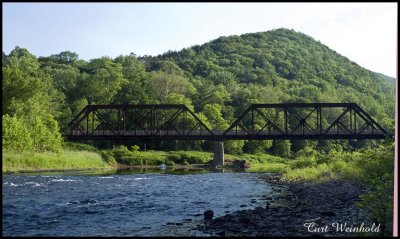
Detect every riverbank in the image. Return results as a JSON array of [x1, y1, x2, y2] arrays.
[[194, 174, 376, 237], [2, 151, 210, 174], [3, 144, 289, 174], [2, 150, 114, 173]]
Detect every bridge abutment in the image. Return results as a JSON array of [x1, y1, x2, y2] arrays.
[[213, 141, 224, 168]]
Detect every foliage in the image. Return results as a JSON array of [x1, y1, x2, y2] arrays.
[[356, 144, 394, 236], [167, 151, 212, 164], [62, 141, 98, 152], [289, 147, 317, 169], [2, 115, 33, 152], [272, 140, 291, 157], [99, 151, 117, 166], [2, 114, 62, 153], [283, 163, 334, 182], [246, 162, 288, 173], [281, 143, 394, 235], [224, 140, 245, 154], [111, 146, 142, 166], [3, 47, 64, 153], [28, 116, 63, 152], [244, 140, 273, 154], [130, 145, 140, 152]]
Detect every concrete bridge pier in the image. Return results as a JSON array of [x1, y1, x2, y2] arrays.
[[213, 141, 224, 168]]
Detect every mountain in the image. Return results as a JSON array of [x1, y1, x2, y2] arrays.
[[144, 28, 395, 126]]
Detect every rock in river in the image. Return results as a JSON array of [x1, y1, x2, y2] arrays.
[[204, 210, 214, 220]]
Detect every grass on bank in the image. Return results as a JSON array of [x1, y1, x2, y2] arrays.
[[2, 150, 114, 173]]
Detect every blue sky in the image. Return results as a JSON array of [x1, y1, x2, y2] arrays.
[[2, 3, 397, 77]]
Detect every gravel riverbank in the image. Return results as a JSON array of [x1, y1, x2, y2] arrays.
[[193, 174, 374, 237]]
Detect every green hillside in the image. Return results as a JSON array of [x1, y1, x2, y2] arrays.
[[149, 28, 395, 127]]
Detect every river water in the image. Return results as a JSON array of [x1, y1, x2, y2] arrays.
[[3, 169, 273, 236]]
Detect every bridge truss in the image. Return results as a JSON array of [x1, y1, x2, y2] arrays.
[[65, 103, 393, 141]]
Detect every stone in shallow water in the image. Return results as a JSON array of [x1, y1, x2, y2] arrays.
[[265, 201, 271, 210], [239, 217, 251, 224], [320, 211, 336, 217], [204, 210, 214, 220]]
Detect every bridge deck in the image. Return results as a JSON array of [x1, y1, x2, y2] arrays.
[[64, 129, 393, 140]]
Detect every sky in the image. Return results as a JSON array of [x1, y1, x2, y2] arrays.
[[2, 3, 398, 77]]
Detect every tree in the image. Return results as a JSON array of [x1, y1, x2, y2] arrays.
[[78, 57, 127, 104], [244, 140, 272, 154], [49, 51, 79, 64], [272, 140, 291, 157], [202, 104, 228, 129], [225, 140, 244, 155], [148, 71, 195, 102], [2, 115, 33, 152], [4, 46, 40, 74], [113, 54, 150, 104], [2, 66, 40, 114], [2, 47, 64, 152], [207, 70, 237, 86]]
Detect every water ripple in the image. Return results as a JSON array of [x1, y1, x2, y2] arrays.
[[3, 171, 272, 236]]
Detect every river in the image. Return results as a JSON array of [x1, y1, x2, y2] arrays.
[[2, 168, 273, 236]]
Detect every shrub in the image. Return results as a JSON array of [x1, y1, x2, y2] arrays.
[[130, 145, 140, 152], [3, 114, 63, 153], [2, 114, 33, 152], [167, 153, 183, 164], [284, 163, 333, 182], [166, 151, 212, 165], [112, 146, 141, 166], [139, 152, 165, 165], [99, 151, 117, 166], [290, 147, 317, 169], [330, 159, 347, 173], [272, 140, 291, 158], [63, 142, 97, 152], [29, 116, 62, 152], [356, 144, 394, 236], [290, 157, 317, 169], [165, 160, 175, 167]]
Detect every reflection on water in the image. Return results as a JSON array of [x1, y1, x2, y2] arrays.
[[3, 168, 273, 236], [9, 167, 243, 177]]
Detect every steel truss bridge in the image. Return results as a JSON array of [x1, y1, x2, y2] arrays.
[[64, 103, 393, 141]]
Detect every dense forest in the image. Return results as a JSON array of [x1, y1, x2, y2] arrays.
[[2, 28, 395, 155]]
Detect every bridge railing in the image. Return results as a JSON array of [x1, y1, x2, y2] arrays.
[[69, 128, 392, 136]]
